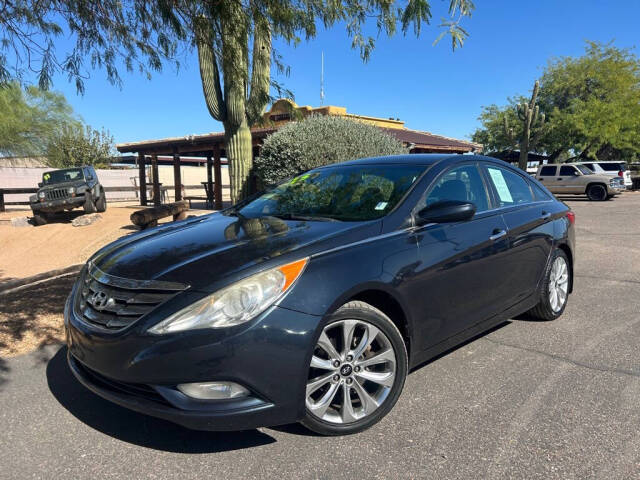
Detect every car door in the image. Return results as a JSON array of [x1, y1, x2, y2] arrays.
[[557, 165, 583, 193], [482, 164, 554, 308], [407, 162, 512, 349], [537, 165, 559, 192]]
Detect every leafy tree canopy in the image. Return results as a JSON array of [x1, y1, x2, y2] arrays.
[[0, 81, 78, 156], [472, 42, 640, 162], [255, 114, 407, 184], [46, 124, 116, 168]]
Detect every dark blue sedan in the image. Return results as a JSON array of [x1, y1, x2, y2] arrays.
[[65, 154, 575, 435]]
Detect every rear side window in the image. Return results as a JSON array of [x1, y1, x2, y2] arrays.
[[599, 163, 624, 172], [539, 166, 556, 176], [531, 182, 552, 201], [559, 166, 578, 176], [486, 166, 533, 207]]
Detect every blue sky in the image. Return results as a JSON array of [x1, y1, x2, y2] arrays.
[[45, 0, 640, 145]]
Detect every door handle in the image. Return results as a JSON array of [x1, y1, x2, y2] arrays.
[[541, 211, 551, 220], [489, 229, 507, 241], [557, 178, 563, 180]]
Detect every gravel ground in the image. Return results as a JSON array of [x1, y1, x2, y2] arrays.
[[0, 193, 639, 479]]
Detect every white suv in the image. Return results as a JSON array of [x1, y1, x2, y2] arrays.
[[579, 162, 632, 189]]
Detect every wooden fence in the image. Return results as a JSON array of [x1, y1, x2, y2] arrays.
[[0, 184, 228, 212]]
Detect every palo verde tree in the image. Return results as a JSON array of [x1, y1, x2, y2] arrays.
[[2, 0, 475, 202]]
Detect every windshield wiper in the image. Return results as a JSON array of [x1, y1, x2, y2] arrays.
[[269, 213, 341, 222]]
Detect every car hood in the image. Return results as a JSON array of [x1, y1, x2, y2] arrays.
[[90, 213, 379, 291]]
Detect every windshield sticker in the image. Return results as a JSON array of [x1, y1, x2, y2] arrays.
[[488, 168, 513, 203], [375, 201, 388, 210], [43, 173, 50, 181]]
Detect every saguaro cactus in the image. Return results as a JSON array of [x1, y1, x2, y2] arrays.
[[196, 11, 271, 203], [504, 80, 546, 170]]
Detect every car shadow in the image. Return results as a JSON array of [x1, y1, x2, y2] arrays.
[[46, 347, 276, 453]]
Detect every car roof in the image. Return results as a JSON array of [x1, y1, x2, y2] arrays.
[[318, 153, 512, 169]]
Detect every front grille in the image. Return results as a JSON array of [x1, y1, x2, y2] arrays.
[[45, 188, 69, 200], [72, 356, 170, 405], [74, 264, 186, 331]]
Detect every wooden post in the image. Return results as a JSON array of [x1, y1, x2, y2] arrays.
[[151, 154, 161, 206], [213, 144, 223, 210], [173, 148, 182, 202], [138, 152, 147, 206], [0, 189, 5, 213], [206, 153, 214, 209]]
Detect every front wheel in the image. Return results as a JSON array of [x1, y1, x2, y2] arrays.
[[83, 194, 97, 214], [95, 190, 107, 212], [527, 249, 571, 321], [301, 301, 408, 436], [587, 184, 607, 201]]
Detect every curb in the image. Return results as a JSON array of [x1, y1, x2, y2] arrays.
[[0, 264, 83, 296]]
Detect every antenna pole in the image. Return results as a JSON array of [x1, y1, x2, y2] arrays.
[[320, 51, 325, 105]]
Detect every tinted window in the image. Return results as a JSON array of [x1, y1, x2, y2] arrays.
[[559, 166, 578, 176], [531, 182, 551, 201], [425, 164, 489, 212], [486, 166, 533, 207], [539, 166, 556, 176], [599, 163, 625, 172], [576, 165, 593, 175], [582, 163, 595, 171], [237, 164, 425, 221]]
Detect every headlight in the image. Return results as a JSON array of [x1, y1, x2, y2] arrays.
[[38, 191, 46, 199], [67, 186, 75, 194], [148, 258, 308, 334]]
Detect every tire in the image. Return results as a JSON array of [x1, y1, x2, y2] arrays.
[[587, 184, 607, 201], [83, 193, 97, 214], [32, 214, 47, 226], [95, 190, 107, 212], [526, 248, 571, 321], [301, 301, 408, 436]]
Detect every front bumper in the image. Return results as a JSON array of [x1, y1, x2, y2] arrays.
[[64, 288, 322, 431], [31, 195, 85, 213]]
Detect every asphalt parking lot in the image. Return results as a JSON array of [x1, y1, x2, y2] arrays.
[[1, 193, 639, 479]]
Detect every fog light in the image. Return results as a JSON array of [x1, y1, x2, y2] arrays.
[[177, 381, 250, 400]]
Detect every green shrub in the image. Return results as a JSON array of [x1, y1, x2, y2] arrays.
[[255, 115, 407, 184]]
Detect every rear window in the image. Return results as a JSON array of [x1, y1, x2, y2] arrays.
[[599, 163, 625, 172], [539, 166, 556, 176]]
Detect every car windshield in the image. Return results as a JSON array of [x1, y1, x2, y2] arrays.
[[236, 164, 426, 221], [576, 165, 593, 175], [42, 168, 84, 185]]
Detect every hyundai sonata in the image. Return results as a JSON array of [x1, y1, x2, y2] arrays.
[[65, 154, 575, 435]]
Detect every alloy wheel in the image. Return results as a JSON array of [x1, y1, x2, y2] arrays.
[[549, 256, 569, 312], [306, 319, 397, 424]]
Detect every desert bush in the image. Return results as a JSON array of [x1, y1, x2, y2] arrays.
[[255, 115, 407, 184]]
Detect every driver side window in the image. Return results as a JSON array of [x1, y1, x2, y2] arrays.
[[424, 164, 489, 213]]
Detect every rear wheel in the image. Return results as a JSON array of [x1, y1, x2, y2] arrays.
[[83, 193, 97, 214], [587, 184, 607, 201], [301, 301, 408, 436], [527, 249, 570, 321]]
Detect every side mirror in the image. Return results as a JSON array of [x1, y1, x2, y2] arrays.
[[38, 182, 43, 187], [416, 200, 476, 225]]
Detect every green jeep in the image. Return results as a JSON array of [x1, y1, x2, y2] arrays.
[[30, 166, 107, 224]]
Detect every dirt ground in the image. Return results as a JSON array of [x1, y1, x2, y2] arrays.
[[0, 203, 212, 357], [0, 203, 210, 282]]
